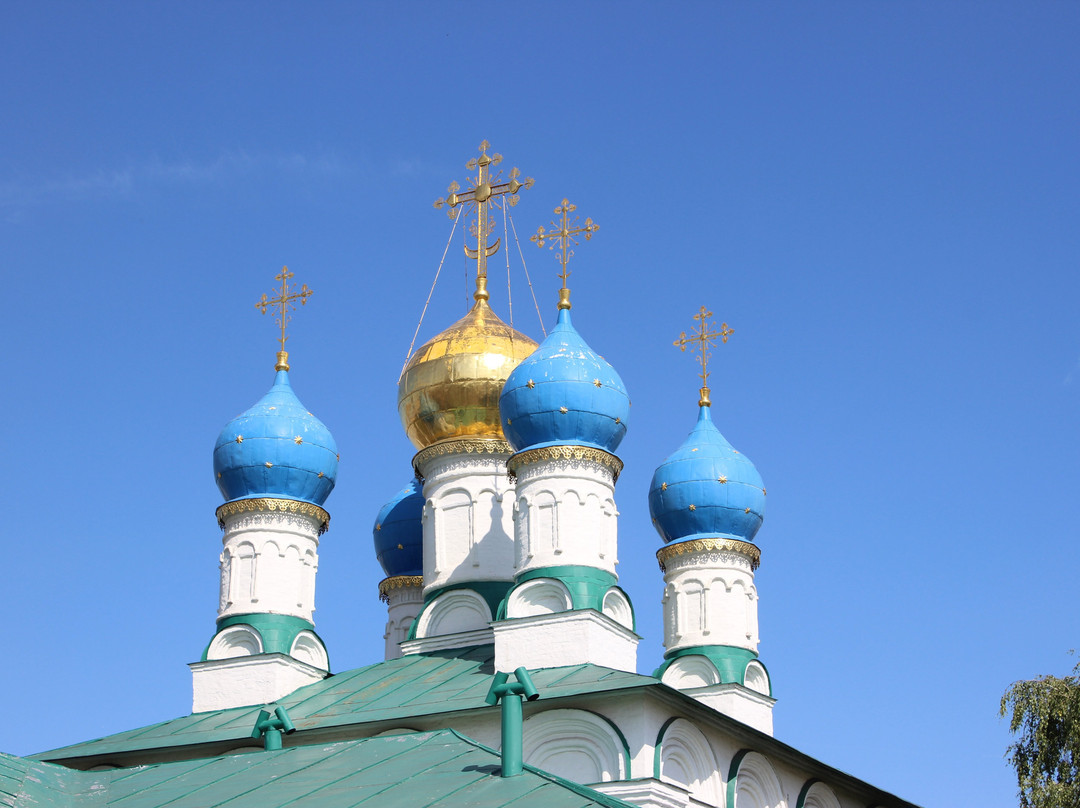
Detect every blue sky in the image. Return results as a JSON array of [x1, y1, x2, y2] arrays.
[[2, 3, 1078, 806]]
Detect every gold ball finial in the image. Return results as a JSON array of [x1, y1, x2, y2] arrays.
[[275, 351, 290, 372], [474, 274, 490, 302], [558, 287, 572, 310]]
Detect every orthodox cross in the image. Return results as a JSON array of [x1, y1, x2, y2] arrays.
[[673, 306, 733, 407], [531, 198, 599, 310], [255, 266, 313, 371], [434, 140, 534, 296]]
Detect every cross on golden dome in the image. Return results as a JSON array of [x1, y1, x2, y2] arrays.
[[531, 198, 599, 310], [434, 140, 534, 301], [255, 266, 313, 371], [673, 306, 733, 407]]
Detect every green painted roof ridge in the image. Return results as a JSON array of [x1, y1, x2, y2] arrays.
[[35, 659, 660, 763]]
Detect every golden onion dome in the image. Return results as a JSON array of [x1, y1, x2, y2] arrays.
[[398, 278, 539, 449]]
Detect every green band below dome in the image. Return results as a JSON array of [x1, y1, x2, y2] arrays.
[[654, 645, 767, 694], [203, 613, 322, 662]]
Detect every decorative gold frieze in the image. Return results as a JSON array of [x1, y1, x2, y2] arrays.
[[507, 445, 624, 482], [378, 575, 424, 603], [656, 538, 761, 572], [216, 498, 331, 535], [412, 438, 513, 476]]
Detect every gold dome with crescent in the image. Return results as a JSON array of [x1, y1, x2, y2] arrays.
[[398, 282, 538, 449]]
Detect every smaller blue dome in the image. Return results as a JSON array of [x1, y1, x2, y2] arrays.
[[500, 308, 629, 453], [213, 370, 338, 506], [373, 478, 424, 577], [649, 406, 764, 544]]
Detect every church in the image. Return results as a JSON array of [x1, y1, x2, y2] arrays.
[[1, 143, 918, 808]]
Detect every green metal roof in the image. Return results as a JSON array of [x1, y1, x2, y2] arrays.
[[6, 730, 636, 808], [39, 647, 658, 764]]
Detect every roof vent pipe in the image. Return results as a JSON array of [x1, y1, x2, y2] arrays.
[[484, 667, 540, 777], [251, 705, 296, 751]]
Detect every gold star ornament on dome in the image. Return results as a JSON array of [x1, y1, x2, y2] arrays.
[[531, 198, 599, 310], [256, 266, 313, 371], [673, 306, 733, 407]]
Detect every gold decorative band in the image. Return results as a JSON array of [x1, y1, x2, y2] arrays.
[[656, 538, 761, 572], [378, 575, 424, 603], [507, 445, 624, 482], [413, 438, 513, 475], [215, 498, 331, 535]]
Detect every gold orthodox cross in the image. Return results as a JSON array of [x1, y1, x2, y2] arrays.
[[434, 140, 534, 295], [255, 266, 313, 371], [531, 198, 598, 310], [673, 306, 733, 406]]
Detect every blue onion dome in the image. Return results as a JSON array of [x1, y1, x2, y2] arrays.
[[648, 405, 765, 544], [373, 478, 424, 577], [213, 370, 338, 506], [500, 307, 630, 453]]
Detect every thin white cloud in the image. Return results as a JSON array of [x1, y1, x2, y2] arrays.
[[0, 149, 348, 211]]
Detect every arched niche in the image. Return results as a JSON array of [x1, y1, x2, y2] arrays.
[[655, 717, 722, 806], [506, 578, 572, 618], [796, 780, 841, 808], [661, 655, 722, 689], [602, 587, 634, 630], [744, 660, 771, 696], [206, 624, 262, 660], [290, 630, 328, 670], [727, 750, 787, 808], [414, 588, 492, 638], [523, 708, 627, 784]]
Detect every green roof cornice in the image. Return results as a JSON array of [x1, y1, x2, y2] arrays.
[[202, 613, 322, 662], [653, 645, 766, 693], [496, 566, 633, 628]]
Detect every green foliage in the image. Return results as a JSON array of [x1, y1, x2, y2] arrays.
[[1001, 659, 1080, 808]]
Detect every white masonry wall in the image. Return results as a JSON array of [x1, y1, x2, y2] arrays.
[[417, 449, 517, 595], [661, 542, 759, 654], [382, 579, 424, 660], [218, 507, 321, 622], [375, 691, 873, 808], [511, 456, 619, 577]]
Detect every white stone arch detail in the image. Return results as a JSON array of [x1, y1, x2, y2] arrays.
[[218, 549, 232, 611], [206, 625, 263, 660], [231, 541, 257, 604], [415, 589, 492, 638], [663, 582, 678, 645], [744, 660, 770, 696], [602, 587, 633, 630], [731, 750, 786, 808], [661, 655, 722, 689], [523, 708, 627, 784], [289, 630, 328, 670], [798, 781, 841, 808], [657, 718, 723, 806], [679, 578, 707, 636], [435, 488, 474, 570], [529, 489, 559, 555], [507, 578, 572, 618]]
